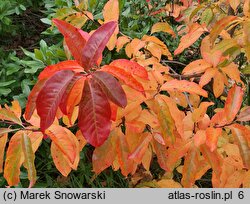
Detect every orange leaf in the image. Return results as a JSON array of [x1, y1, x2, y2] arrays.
[[221, 63, 242, 84], [205, 127, 222, 152], [213, 71, 225, 98], [237, 106, 250, 122], [116, 130, 134, 176], [0, 108, 22, 126], [199, 67, 217, 87], [161, 79, 208, 97], [200, 144, 222, 178], [153, 139, 170, 171], [4, 131, 23, 186], [209, 16, 238, 44], [110, 59, 148, 79], [181, 144, 199, 187], [229, 124, 250, 169], [157, 179, 182, 188], [103, 0, 119, 22], [193, 130, 206, 147], [125, 38, 146, 58], [92, 129, 118, 174], [51, 142, 72, 177], [0, 133, 7, 173], [101, 65, 145, 94], [224, 85, 244, 123], [46, 125, 78, 164], [174, 23, 205, 55], [166, 139, 192, 171], [38, 60, 83, 80], [151, 22, 175, 37], [228, 0, 241, 12], [75, 130, 87, 151], [129, 133, 152, 163], [116, 36, 130, 52], [192, 102, 214, 122], [182, 59, 211, 75]]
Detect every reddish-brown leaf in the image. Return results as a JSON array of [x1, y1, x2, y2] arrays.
[[110, 59, 148, 79], [82, 21, 117, 70], [101, 65, 145, 94], [37, 70, 75, 131], [25, 79, 47, 120], [59, 75, 84, 114], [53, 19, 87, 67], [38, 60, 83, 80], [92, 71, 127, 108], [224, 85, 244, 123], [78, 78, 111, 147], [161, 79, 208, 97]]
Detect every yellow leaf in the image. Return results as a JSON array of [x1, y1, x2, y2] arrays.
[[151, 22, 175, 37], [22, 132, 37, 188], [157, 179, 182, 188]]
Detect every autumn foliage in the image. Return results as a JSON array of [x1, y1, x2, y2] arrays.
[[0, 0, 250, 188]]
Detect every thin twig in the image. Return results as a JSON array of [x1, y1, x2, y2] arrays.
[[162, 61, 194, 112], [162, 60, 187, 67]]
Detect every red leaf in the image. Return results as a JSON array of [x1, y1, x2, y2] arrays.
[[38, 60, 83, 80], [101, 65, 145, 94], [224, 85, 244, 123], [36, 70, 75, 131], [78, 78, 111, 147], [92, 71, 127, 108], [110, 59, 148, 79], [53, 19, 87, 67], [82, 21, 117, 70]]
